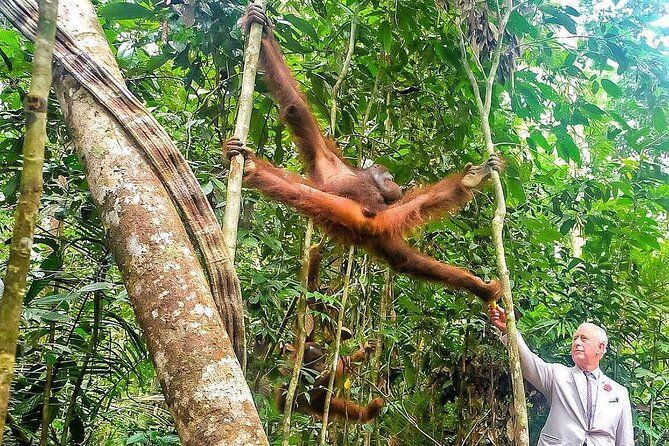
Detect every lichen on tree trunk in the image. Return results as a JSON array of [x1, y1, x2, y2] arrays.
[[0, 0, 246, 364], [1, 0, 269, 443]]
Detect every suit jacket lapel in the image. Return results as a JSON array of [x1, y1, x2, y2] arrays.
[[593, 371, 607, 424], [571, 366, 588, 423]]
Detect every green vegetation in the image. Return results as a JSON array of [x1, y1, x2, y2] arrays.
[[0, 0, 667, 444]]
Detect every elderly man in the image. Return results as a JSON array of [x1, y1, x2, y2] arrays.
[[489, 307, 634, 446]]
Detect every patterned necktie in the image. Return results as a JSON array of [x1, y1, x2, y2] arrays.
[[585, 371, 595, 428]]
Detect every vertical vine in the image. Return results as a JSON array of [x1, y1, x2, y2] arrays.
[[454, 0, 530, 443], [0, 0, 58, 439], [223, 0, 267, 263], [280, 220, 314, 446]]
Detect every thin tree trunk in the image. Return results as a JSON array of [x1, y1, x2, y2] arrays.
[[59, 264, 105, 446], [319, 245, 355, 445], [280, 220, 314, 446], [454, 1, 530, 442], [39, 323, 55, 446], [0, 0, 58, 439], [329, 18, 358, 135], [39, 216, 63, 446], [364, 268, 390, 446], [223, 0, 267, 260], [4, 0, 270, 443]]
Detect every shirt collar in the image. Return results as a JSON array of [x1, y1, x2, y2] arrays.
[[577, 366, 602, 380]]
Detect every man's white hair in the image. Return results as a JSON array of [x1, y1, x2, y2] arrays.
[[579, 322, 608, 350]]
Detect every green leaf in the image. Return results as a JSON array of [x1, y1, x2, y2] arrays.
[[41, 311, 71, 323], [506, 178, 526, 204], [508, 11, 537, 37], [563, 52, 577, 67], [530, 130, 550, 151], [379, 21, 392, 53], [652, 107, 667, 132], [284, 14, 319, 41], [543, 7, 577, 34], [79, 282, 114, 293], [126, 432, 149, 444], [590, 80, 599, 94], [559, 219, 575, 235], [581, 103, 605, 118], [146, 54, 170, 71], [606, 42, 630, 73], [601, 79, 622, 97], [564, 6, 580, 16], [99, 3, 153, 20], [31, 293, 79, 305], [555, 130, 581, 165]]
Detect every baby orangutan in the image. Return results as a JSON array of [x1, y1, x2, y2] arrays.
[[276, 341, 384, 423]]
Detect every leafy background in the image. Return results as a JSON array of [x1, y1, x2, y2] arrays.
[[0, 0, 667, 444]]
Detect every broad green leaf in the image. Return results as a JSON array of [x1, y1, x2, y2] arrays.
[[284, 14, 319, 41], [564, 6, 580, 16], [379, 21, 392, 53], [508, 11, 537, 37], [506, 177, 526, 204], [530, 130, 550, 151], [559, 219, 575, 235], [556, 131, 581, 165], [581, 103, 605, 118], [543, 7, 577, 34], [652, 107, 667, 132], [606, 42, 630, 73], [563, 51, 577, 67], [32, 293, 79, 305], [99, 3, 153, 20], [601, 79, 622, 97], [146, 54, 170, 71]]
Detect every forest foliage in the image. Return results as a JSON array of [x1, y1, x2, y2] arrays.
[[0, 0, 668, 444]]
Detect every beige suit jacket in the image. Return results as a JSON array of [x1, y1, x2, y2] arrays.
[[511, 332, 634, 446]]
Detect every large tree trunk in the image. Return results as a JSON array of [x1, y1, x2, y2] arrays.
[[45, 0, 267, 444], [0, 0, 246, 364]]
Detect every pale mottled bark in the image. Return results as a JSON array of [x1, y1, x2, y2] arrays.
[[0, 0, 58, 440], [12, 0, 268, 443], [0, 0, 246, 363], [222, 0, 267, 260]]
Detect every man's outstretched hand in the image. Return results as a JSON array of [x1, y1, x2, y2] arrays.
[[488, 306, 508, 333]]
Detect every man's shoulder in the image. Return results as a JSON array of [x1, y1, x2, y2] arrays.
[[551, 362, 573, 375]]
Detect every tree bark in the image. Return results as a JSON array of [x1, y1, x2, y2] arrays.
[[9, 0, 269, 444], [0, 0, 58, 440], [222, 0, 266, 260], [454, 3, 530, 444], [0, 0, 246, 363]]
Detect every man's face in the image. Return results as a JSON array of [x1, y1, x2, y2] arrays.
[[571, 324, 605, 371]]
